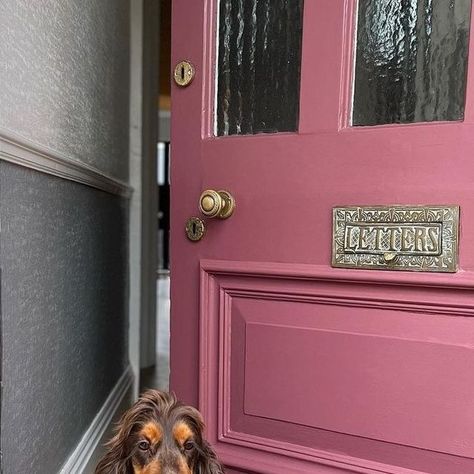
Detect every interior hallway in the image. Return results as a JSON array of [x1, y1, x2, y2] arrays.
[[140, 275, 170, 392]]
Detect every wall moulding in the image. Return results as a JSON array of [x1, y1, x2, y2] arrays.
[[0, 128, 132, 198]]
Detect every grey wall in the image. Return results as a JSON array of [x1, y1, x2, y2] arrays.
[[0, 0, 131, 472], [0, 163, 129, 473], [0, 0, 130, 181]]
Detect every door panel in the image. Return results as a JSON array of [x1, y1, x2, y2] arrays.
[[199, 262, 474, 473], [245, 321, 471, 455], [171, 1, 474, 473]]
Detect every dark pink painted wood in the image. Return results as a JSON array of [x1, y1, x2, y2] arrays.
[[245, 320, 473, 456], [199, 261, 474, 474], [171, 1, 474, 472]]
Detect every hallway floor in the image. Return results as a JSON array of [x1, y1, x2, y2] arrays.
[[140, 275, 170, 392]]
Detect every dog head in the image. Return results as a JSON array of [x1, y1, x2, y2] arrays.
[[95, 390, 223, 474]]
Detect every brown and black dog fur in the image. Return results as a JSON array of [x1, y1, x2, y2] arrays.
[[95, 390, 224, 474]]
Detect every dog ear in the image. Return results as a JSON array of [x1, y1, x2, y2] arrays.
[[94, 446, 129, 474], [94, 425, 132, 474], [196, 440, 224, 474], [94, 402, 141, 474]]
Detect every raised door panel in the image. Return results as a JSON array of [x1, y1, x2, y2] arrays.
[[200, 260, 474, 474]]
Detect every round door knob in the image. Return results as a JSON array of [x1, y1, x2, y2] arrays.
[[199, 189, 235, 219]]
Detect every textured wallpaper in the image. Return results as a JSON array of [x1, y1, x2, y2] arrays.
[[0, 0, 130, 180], [0, 162, 129, 473]]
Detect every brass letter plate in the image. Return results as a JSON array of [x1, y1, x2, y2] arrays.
[[332, 206, 459, 272]]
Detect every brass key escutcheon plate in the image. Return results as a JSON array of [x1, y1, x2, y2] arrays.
[[174, 60, 195, 87], [186, 217, 205, 242]]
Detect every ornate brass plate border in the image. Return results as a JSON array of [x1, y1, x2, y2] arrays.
[[332, 206, 459, 273]]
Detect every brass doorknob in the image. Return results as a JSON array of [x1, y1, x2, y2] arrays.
[[199, 189, 235, 219]]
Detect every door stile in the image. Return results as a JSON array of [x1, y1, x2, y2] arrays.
[[170, 0, 208, 404]]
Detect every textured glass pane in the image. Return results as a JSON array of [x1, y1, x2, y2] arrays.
[[353, 0, 472, 126], [216, 0, 304, 136]]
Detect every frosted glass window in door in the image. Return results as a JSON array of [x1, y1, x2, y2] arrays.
[[353, 0, 472, 126], [216, 0, 304, 136]]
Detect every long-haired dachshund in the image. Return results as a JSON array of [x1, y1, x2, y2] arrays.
[[95, 389, 224, 473]]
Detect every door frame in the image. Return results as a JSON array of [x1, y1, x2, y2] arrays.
[[129, 0, 160, 397]]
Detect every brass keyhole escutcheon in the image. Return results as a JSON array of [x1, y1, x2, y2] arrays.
[[174, 60, 195, 87], [186, 217, 205, 242]]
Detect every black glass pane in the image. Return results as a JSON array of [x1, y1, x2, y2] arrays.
[[353, 0, 472, 126], [216, 0, 304, 136]]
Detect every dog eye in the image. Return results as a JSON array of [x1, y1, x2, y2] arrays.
[[183, 441, 194, 451], [138, 441, 150, 451]]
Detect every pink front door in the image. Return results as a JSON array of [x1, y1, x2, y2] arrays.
[[171, 1, 474, 473]]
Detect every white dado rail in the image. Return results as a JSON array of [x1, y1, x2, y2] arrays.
[[0, 127, 132, 198]]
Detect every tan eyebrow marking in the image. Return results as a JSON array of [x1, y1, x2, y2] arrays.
[[139, 421, 163, 445], [173, 421, 193, 446]]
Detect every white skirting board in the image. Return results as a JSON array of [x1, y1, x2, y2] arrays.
[[58, 366, 134, 474]]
